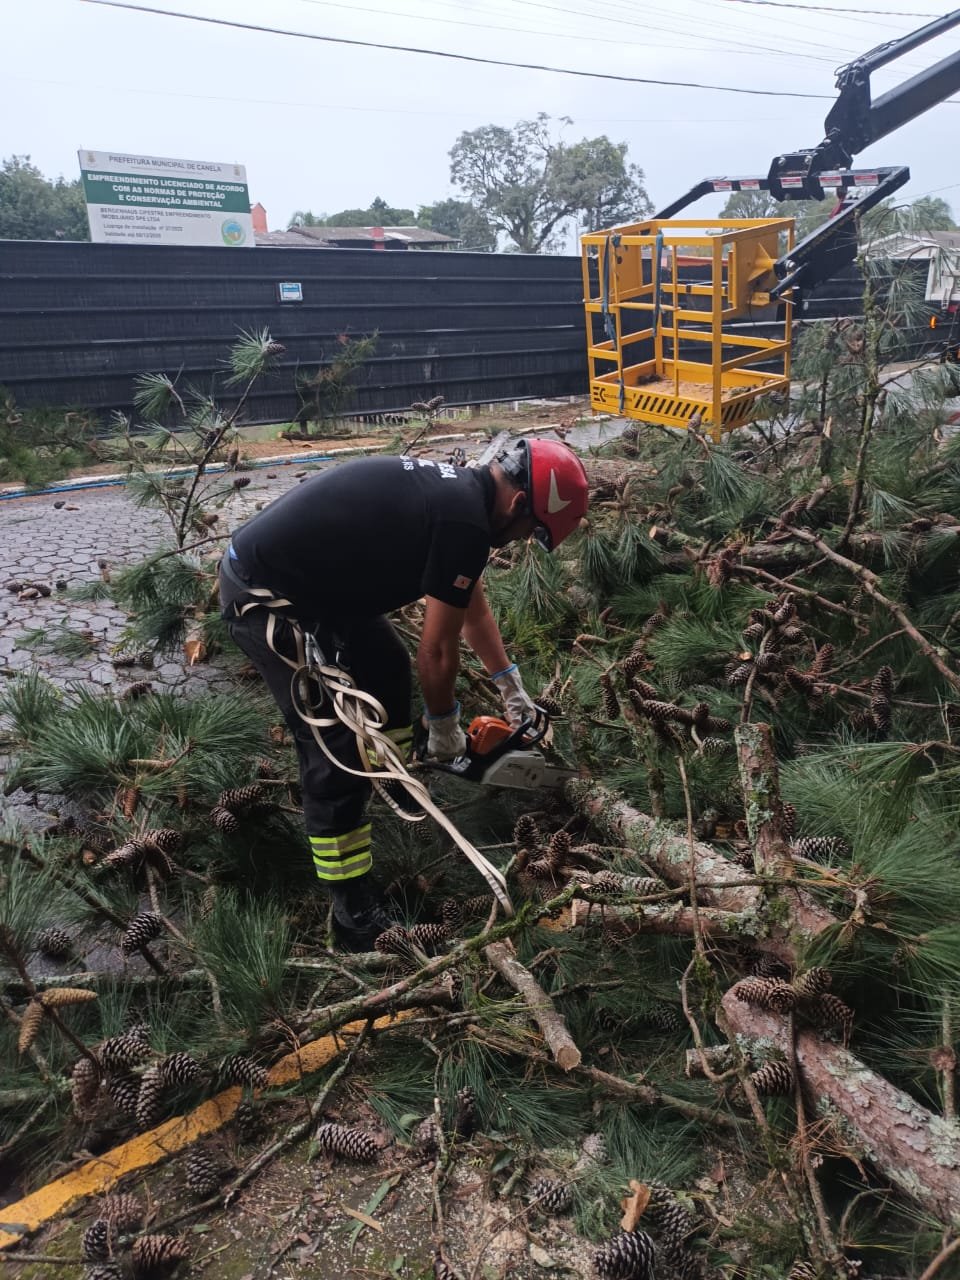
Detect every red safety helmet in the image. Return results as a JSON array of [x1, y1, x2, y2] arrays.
[[497, 437, 589, 551]]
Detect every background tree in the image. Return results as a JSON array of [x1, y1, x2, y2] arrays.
[[0, 155, 88, 241], [287, 210, 326, 227], [416, 198, 497, 251], [449, 113, 649, 253], [721, 188, 957, 242], [547, 135, 651, 232], [290, 197, 415, 229]]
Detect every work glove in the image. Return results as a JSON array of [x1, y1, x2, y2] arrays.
[[425, 703, 467, 761], [491, 663, 538, 730]]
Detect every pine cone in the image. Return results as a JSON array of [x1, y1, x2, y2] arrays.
[[234, 1098, 260, 1138], [102, 838, 150, 870], [71, 1057, 100, 1115], [374, 925, 416, 961], [637, 698, 693, 725], [726, 662, 753, 687], [577, 1131, 608, 1168], [107, 1073, 142, 1116], [810, 645, 834, 677], [528, 1177, 571, 1215], [217, 784, 264, 810], [121, 912, 164, 955], [199, 885, 219, 919], [453, 1085, 477, 1138], [790, 835, 849, 860], [223, 1054, 268, 1089], [122, 681, 155, 701], [255, 756, 279, 778], [784, 667, 815, 694], [513, 814, 539, 850], [209, 806, 240, 834], [414, 1113, 441, 1154], [85, 1266, 123, 1280], [646, 1184, 699, 1243], [525, 856, 561, 882], [146, 829, 182, 853], [749, 1059, 794, 1096], [741, 621, 765, 641], [462, 895, 492, 920], [314, 1121, 379, 1163], [136, 1066, 164, 1128], [699, 736, 732, 756], [782, 802, 797, 837], [792, 967, 832, 999], [643, 1002, 684, 1032], [536, 692, 564, 718], [779, 624, 805, 643], [40, 987, 97, 1009], [593, 1229, 656, 1280], [630, 677, 660, 701], [788, 1263, 818, 1280], [83, 1218, 116, 1261], [871, 691, 892, 736], [804, 993, 854, 1038], [185, 1148, 220, 1197], [131, 1233, 190, 1275], [872, 664, 893, 699], [592, 869, 626, 894], [546, 829, 572, 868], [232, 476, 252, 490], [659, 1241, 703, 1280], [99, 1031, 151, 1070], [158, 1052, 202, 1087], [733, 977, 797, 1013], [599, 673, 619, 719], [36, 926, 72, 957], [17, 1000, 45, 1054], [409, 923, 449, 954], [100, 1192, 143, 1230], [440, 898, 464, 934]]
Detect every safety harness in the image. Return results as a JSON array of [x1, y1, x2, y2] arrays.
[[224, 563, 514, 917]]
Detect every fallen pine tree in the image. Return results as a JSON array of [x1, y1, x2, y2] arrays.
[[4, 296, 960, 1276]]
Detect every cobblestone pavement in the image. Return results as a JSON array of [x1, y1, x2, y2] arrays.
[[0, 460, 325, 695]]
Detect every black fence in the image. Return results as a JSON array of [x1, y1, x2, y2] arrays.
[[0, 240, 588, 424], [0, 242, 946, 428]]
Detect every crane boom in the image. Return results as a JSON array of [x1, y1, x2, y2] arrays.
[[657, 8, 960, 300]]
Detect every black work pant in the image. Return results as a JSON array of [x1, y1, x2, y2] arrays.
[[219, 558, 412, 884]]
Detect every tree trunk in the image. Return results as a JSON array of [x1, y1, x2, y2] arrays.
[[565, 778, 837, 964], [721, 991, 960, 1226]]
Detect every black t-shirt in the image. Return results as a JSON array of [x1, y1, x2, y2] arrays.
[[231, 455, 495, 618]]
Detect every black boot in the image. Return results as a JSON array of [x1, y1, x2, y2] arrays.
[[330, 875, 400, 952]]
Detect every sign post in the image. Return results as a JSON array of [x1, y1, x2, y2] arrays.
[[78, 150, 254, 248]]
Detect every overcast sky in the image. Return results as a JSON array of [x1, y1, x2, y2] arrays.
[[2, 0, 958, 241]]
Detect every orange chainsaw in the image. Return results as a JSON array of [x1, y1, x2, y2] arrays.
[[420, 706, 575, 791]]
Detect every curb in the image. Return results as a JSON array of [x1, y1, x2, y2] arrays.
[[0, 1010, 414, 1249], [0, 421, 597, 503]]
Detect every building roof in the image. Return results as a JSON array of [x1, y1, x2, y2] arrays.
[[254, 229, 325, 248], [870, 230, 960, 258], [289, 225, 458, 245]]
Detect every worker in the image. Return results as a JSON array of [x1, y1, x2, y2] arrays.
[[219, 437, 589, 949]]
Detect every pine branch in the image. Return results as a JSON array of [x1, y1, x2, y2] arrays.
[[484, 941, 581, 1071], [783, 525, 960, 696]]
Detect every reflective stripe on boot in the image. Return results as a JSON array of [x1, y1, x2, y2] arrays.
[[309, 823, 372, 882]]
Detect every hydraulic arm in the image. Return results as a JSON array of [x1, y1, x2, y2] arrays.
[[657, 9, 960, 300]]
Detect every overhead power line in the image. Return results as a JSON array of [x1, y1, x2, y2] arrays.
[[76, 0, 833, 98], [721, 0, 938, 14]]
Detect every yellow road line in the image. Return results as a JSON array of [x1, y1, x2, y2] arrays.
[[0, 1011, 412, 1249]]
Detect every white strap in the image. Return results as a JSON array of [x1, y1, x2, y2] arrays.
[[245, 593, 514, 917]]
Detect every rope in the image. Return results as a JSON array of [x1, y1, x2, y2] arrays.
[[259, 609, 514, 917]]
